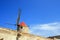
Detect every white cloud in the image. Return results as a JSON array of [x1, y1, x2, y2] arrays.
[[29, 22, 60, 37]]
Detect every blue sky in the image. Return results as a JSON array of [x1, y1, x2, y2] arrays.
[[0, 0, 60, 37]]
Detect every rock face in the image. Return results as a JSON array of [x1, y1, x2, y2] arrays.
[[0, 28, 16, 40], [0, 28, 53, 40], [48, 35, 60, 40]]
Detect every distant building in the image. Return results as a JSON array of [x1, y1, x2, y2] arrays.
[[18, 22, 29, 33]]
